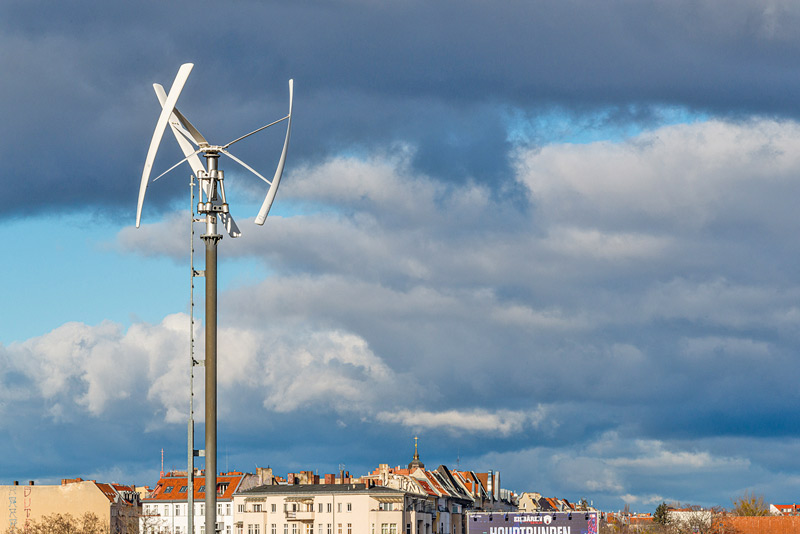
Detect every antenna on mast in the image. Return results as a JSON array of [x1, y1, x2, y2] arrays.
[[137, 63, 293, 534]]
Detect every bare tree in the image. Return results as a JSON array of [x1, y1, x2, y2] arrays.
[[731, 491, 770, 516], [5, 513, 110, 534]]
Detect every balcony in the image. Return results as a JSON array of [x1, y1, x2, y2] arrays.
[[284, 511, 315, 521]]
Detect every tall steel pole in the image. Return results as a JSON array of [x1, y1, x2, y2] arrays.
[[201, 154, 222, 534]]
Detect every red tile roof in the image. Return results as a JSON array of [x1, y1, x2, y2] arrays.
[[144, 472, 246, 502]]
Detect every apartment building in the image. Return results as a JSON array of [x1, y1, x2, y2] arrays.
[[234, 482, 435, 534], [141, 471, 260, 534], [0, 478, 140, 533]]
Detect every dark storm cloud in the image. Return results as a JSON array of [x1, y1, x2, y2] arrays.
[[5, 0, 800, 218]]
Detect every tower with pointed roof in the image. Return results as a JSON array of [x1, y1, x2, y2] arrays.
[[408, 436, 425, 470]]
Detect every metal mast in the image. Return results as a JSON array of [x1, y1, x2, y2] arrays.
[[199, 154, 224, 534]]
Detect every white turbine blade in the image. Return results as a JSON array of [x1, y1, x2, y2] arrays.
[[220, 212, 242, 238], [255, 79, 293, 225], [155, 83, 209, 147], [154, 83, 209, 197], [137, 63, 194, 227], [220, 149, 271, 184]]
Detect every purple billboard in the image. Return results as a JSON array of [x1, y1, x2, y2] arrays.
[[467, 512, 598, 534]]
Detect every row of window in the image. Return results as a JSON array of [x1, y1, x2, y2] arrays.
[[148, 523, 399, 534], [242, 523, 397, 534], [243, 502, 379, 514], [162, 483, 230, 495], [144, 525, 232, 534], [144, 504, 232, 517]]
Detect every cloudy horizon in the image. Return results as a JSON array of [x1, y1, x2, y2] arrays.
[[4, 0, 800, 512]]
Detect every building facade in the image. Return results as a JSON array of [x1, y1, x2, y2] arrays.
[[234, 483, 438, 534], [141, 471, 260, 534], [0, 478, 139, 533]]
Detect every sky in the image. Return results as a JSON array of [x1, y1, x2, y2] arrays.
[[3, 0, 800, 513]]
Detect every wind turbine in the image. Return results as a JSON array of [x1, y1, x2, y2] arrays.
[[137, 63, 293, 534]]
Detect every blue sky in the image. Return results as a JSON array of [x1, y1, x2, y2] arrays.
[[4, 0, 800, 513]]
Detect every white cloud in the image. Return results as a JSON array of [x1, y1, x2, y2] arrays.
[[517, 119, 800, 233], [219, 327, 404, 414], [376, 407, 547, 435], [2, 315, 189, 423]]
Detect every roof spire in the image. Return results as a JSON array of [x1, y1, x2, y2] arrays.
[[408, 436, 424, 470]]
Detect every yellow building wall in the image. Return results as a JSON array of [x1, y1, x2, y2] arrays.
[[1, 482, 112, 533]]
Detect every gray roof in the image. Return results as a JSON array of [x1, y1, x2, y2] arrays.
[[238, 483, 407, 497]]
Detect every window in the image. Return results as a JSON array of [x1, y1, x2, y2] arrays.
[[164, 506, 169, 517], [271, 525, 276, 534], [180, 486, 188, 492], [239, 505, 245, 513], [308, 526, 314, 534], [327, 525, 331, 534], [227, 504, 232, 516], [337, 504, 342, 513], [327, 504, 332, 513], [176, 505, 182, 516], [249, 525, 254, 534], [272, 504, 277, 513], [406, 525, 410, 534], [201, 526, 205, 534], [199, 485, 206, 493], [346, 504, 351, 513], [255, 526, 261, 534], [253, 505, 263, 513], [390, 525, 397, 534], [218, 504, 223, 516], [227, 527, 231, 534], [284, 525, 288, 534], [200, 504, 205, 516], [176, 527, 182, 534], [217, 483, 229, 495], [237, 527, 243, 534], [292, 526, 297, 534], [347, 524, 351, 534], [381, 525, 388, 534], [165, 486, 174, 493], [371, 524, 374, 534], [319, 504, 323, 513]]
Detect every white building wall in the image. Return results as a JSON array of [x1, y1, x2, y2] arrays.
[[142, 500, 236, 534], [233, 492, 426, 534]]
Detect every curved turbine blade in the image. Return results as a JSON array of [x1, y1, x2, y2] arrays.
[[155, 83, 209, 148], [137, 63, 194, 227], [255, 79, 293, 225], [154, 83, 208, 196]]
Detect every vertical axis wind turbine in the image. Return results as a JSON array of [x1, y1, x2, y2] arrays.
[[137, 63, 293, 534]]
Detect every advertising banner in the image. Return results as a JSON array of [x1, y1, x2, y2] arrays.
[[467, 511, 598, 534]]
